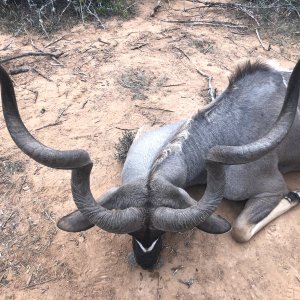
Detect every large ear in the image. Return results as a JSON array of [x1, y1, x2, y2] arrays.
[[172, 187, 231, 234], [162, 186, 231, 233], [57, 210, 94, 232], [196, 214, 231, 234], [57, 187, 119, 232]]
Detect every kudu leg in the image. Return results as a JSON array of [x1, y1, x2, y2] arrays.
[[232, 192, 299, 243]]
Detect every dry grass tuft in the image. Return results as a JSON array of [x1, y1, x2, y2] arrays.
[[114, 130, 135, 163], [0, 0, 135, 35], [243, 0, 300, 36]]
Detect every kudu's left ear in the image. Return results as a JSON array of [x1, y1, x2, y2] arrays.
[[174, 187, 231, 234], [196, 214, 231, 234], [57, 187, 119, 232]]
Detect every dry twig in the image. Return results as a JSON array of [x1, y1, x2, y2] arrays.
[[19, 175, 28, 193], [25, 278, 57, 289], [51, 57, 64, 66], [45, 35, 67, 48], [0, 42, 12, 51], [32, 68, 53, 82], [255, 29, 271, 51], [55, 104, 71, 123], [35, 121, 63, 132], [0, 51, 62, 64], [187, 0, 260, 25], [162, 83, 186, 87], [171, 265, 184, 275], [135, 104, 174, 112], [131, 43, 149, 50], [35, 104, 71, 131], [0, 273, 5, 284], [98, 38, 110, 45], [178, 278, 194, 288], [0, 212, 15, 230], [150, 0, 162, 17], [115, 127, 138, 131], [81, 100, 89, 109], [162, 19, 247, 29], [172, 46, 216, 102], [9, 66, 31, 75], [23, 88, 39, 103]]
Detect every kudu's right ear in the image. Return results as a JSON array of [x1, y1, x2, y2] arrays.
[[196, 214, 231, 234], [57, 187, 120, 232], [58, 210, 94, 232], [175, 187, 231, 234]]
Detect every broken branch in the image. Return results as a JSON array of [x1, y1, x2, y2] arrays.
[[131, 43, 149, 50], [135, 104, 174, 112], [187, 0, 260, 25], [9, 66, 31, 75], [172, 46, 216, 102], [0, 211, 15, 230], [0, 51, 63, 64], [45, 35, 67, 48], [162, 19, 247, 29], [32, 68, 53, 82], [255, 29, 271, 51], [35, 121, 63, 131]]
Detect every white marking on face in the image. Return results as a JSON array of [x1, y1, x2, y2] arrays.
[[136, 238, 159, 253]]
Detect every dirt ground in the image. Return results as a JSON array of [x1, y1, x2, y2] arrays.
[[0, 1, 300, 299]]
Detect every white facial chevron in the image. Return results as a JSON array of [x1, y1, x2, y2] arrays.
[[136, 239, 159, 253]]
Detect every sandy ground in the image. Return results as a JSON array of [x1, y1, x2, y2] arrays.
[[0, 1, 300, 299]]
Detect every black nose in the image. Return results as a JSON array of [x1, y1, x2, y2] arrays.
[[136, 253, 159, 269], [132, 237, 162, 269]]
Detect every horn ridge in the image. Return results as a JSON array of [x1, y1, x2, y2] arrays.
[[71, 164, 145, 233]]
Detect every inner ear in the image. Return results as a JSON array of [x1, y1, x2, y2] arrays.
[[196, 214, 231, 234], [57, 210, 94, 232]]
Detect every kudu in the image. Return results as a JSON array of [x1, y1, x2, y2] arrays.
[[1, 59, 300, 269]]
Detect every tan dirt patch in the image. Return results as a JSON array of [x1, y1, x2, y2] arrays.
[[0, 1, 299, 299]]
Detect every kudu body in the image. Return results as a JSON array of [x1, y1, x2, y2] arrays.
[[1, 60, 300, 269]]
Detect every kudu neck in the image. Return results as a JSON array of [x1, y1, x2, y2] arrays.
[[152, 116, 222, 187]]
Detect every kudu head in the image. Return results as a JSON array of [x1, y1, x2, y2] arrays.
[[1, 59, 299, 269], [57, 175, 231, 269]]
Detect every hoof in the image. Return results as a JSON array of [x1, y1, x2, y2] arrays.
[[287, 191, 300, 203]]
